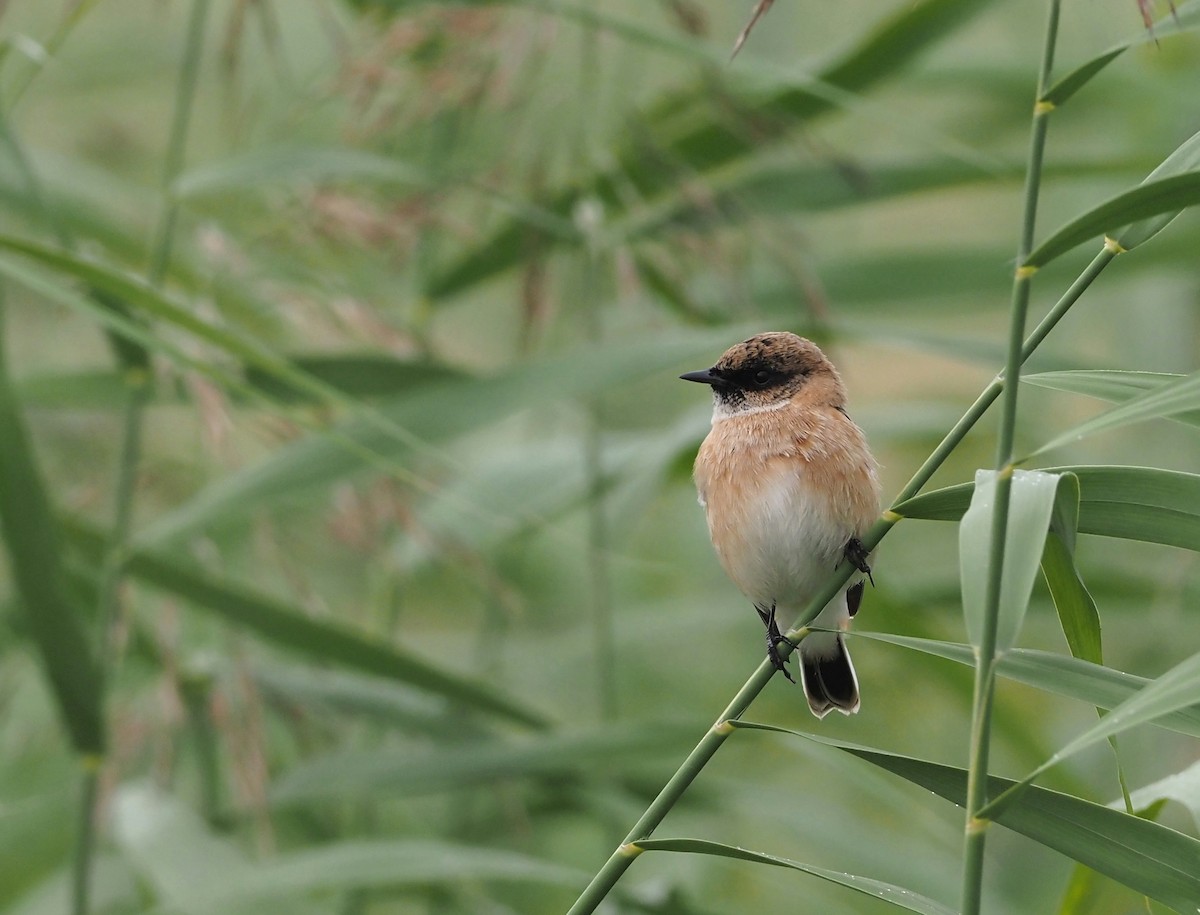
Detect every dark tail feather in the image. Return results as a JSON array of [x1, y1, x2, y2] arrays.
[[799, 632, 860, 719]]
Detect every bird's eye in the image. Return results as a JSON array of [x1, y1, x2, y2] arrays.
[[753, 370, 772, 387]]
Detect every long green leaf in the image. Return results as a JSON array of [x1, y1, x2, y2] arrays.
[[1115, 127, 1200, 251], [245, 353, 468, 403], [0, 320, 103, 754], [959, 469, 1061, 651], [1041, 0, 1200, 106], [0, 242, 486, 510], [271, 720, 700, 806], [426, 0, 996, 299], [1025, 171, 1200, 267], [1027, 126, 1200, 267], [220, 839, 582, 899], [1030, 370, 1200, 458], [634, 838, 956, 915], [730, 724, 1200, 910], [1011, 650, 1200, 800], [894, 465, 1200, 551], [855, 632, 1200, 739], [1023, 370, 1200, 426], [0, 235, 372, 413], [62, 517, 547, 728], [250, 663, 488, 738]]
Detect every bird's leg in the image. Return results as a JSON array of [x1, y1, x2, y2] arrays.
[[758, 602, 796, 683], [844, 537, 874, 587]]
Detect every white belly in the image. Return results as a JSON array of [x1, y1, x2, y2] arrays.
[[708, 469, 852, 611]]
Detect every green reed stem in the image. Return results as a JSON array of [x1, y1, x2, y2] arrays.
[[72, 4, 211, 914], [960, 2, 1061, 912], [149, 0, 210, 287]]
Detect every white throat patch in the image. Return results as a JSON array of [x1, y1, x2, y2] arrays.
[[712, 398, 791, 422]]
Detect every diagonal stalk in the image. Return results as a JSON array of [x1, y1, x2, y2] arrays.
[[960, 2, 1062, 912]]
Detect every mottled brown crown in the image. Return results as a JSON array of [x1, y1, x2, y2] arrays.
[[703, 332, 844, 413]]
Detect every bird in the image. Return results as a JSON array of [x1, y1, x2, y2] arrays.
[[681, 332, 880, 718]]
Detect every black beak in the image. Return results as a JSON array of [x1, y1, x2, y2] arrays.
[[679, 367, 721, 385]]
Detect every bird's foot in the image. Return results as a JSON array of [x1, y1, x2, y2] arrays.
[[844, 537, 874, 587], [763, 604, 797, 683]]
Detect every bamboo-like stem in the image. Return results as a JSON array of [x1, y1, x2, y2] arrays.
[[566, 663, 775, 915], [960, 2, 1061, 912], [70, 759, 102, 915], [71, 4, 211, 913], [566, 241, 1116, 914]]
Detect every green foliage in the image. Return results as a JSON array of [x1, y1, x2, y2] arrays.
[[0, 1, 1198, 914]]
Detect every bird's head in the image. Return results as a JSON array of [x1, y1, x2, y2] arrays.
[[680, 332, 844, 415]]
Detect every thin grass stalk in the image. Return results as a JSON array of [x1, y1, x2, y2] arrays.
[[72, 4, 212, 913], [576, 25, 618, 721], [566, 243, 1115, 915], [69, 757, 102, 915], [149, 0, 211, 287], [581, 251, 617, 720], [960, 2, 1061, 911]]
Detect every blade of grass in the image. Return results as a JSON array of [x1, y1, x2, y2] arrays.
[[983, 650, 1200, 820], [1026, 128, 1200, 267], [1041, 0, 1200, 106], [634, 838, 956, 915], [216, 840, 583, 900], [894, 465, 1200, 551], [1023, 370, 1200, 426], [0, 308, 103, 754], [1028, 370, 1200, 458], [856, 632, 1200, 739], [271, 721, 701, 805], [430, 0, 998, 300], [62, 516, 548, 728], [732, 725, 1200, 911]]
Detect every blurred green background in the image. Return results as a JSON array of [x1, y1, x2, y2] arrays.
[[0, 1, 1198, 913]]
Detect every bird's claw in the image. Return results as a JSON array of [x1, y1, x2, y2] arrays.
[[844, 537, 874, 587], [762, 603, 797, 683]]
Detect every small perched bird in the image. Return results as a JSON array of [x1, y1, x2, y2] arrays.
[[681, 332, 880, 717]]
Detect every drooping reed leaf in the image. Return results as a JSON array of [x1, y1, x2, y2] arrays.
[[271, 720, 702, 805], [634, 838, 956, 915], [730, 724, 1200, 910], [855, 633, 1200, 739], [62, 517, 547, 728], [1026, 129, 1200, 267], [894, 465, 1200, 552], [1041, 0, 1200, 106], [0, 319, 103, 754]]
